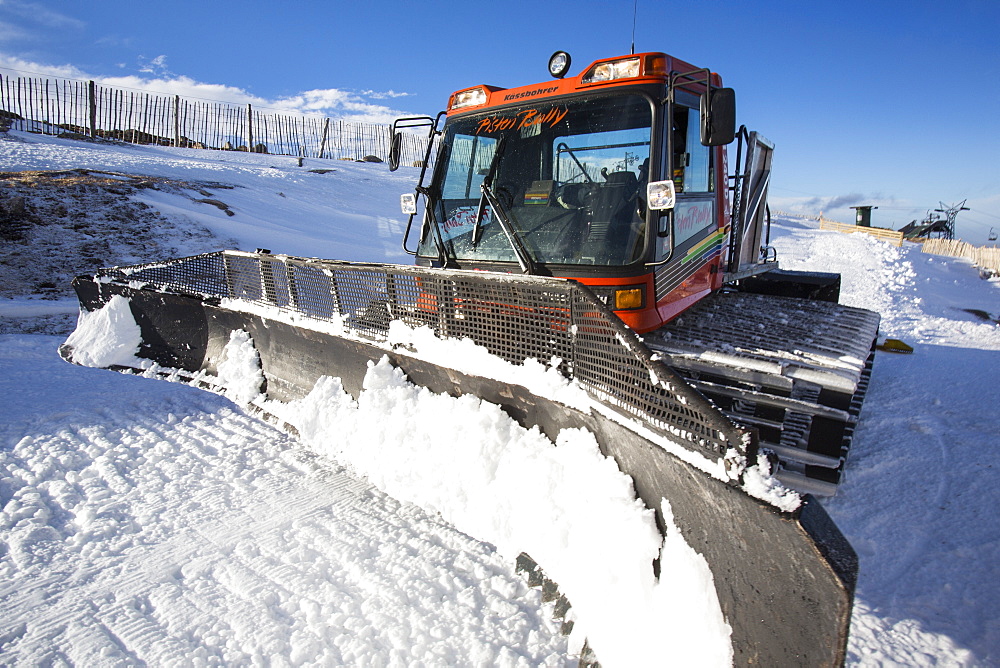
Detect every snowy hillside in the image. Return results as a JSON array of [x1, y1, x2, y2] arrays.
[[2, 130, 999, 666]]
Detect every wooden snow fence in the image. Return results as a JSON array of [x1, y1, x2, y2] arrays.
[[819, 218, 904, 247], [920, 238, 1000, 276], [0, 71, 429, 166]]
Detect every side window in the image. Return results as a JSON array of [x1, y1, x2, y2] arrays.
[[669, 103, 716, 250], [672, 106, 712, 194]]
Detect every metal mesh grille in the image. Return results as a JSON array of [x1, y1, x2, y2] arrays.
[[98, 250, 748, 465]]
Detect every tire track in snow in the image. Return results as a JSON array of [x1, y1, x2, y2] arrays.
[[1, 337, 567, 666]]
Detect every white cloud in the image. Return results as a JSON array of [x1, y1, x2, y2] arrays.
[[0, 53, 85, 79], [137, 54, 170, 76], [769, 192, 916, 225], [95, 35, 135, 49], [361, 89, 412, 100], [0, 1, 85, 32], [267, 88, 415, 124], [0, 19, 30, 41]]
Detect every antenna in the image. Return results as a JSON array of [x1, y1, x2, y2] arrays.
[[631, 0, 638, 54]]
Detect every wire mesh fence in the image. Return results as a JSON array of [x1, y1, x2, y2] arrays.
[[0, 71, 430, 165]]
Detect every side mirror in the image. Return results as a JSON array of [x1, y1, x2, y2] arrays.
[[700, 87, 736, 146], [646, 180, 676, 211], [388, 132, 403, 172]]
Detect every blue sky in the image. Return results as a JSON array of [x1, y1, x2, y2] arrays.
[[2, 0, 999, 242]]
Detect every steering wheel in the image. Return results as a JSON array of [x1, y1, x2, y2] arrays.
[[555, 182, 596, 210]]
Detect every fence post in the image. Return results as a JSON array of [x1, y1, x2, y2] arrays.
[[247, 103, 254, 152], [318, 117, 330, 158], [88, 80, 97, 138], [173, 95, 181, 147]]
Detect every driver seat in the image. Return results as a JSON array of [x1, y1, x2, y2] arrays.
[[587, 171, 639, 244]]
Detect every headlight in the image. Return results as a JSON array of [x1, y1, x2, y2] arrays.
[[589, 285, 645, 310], [449, 87, 488, 110], [647, 180, 677, 210], [400, 193, 417, 215], [581, 57, 641, 84], [548, 51, 572, 79]]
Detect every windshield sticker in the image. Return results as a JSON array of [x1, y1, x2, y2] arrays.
[[524, 180, 553, 206], [475, 106, 569, 135], [442, 206, 491, 241]]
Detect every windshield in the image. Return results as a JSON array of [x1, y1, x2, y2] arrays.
[[419, 93, 653, 268]]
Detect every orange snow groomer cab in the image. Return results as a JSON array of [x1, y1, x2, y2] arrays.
[[391, 51, 773, 333]]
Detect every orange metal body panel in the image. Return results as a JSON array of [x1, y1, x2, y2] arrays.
[[570, 260, 718, 333]]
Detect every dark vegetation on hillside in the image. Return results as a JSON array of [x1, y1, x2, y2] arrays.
[[0, 153, 236, 334]]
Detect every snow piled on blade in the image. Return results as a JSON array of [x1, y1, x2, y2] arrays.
[[61, 295, 147, 369], [741, 453, 801, 513], [387, 320, 591, 412], [263, 356, 733, 667], [655, 499, 733, 666], [215, 329, 265, 405]]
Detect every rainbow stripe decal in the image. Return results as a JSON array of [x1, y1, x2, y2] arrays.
[[681, 231, 726, 264]]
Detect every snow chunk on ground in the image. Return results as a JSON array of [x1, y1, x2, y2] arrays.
[[61, 295, 147, 369]]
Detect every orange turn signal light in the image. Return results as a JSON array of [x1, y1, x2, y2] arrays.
[[614, 288, 644, 310]]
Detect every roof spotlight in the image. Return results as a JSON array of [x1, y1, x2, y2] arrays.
[[548, 51, 572, 79]]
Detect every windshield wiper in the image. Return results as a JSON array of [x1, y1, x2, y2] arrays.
[[473, 136, 506, 248], [470, 137, 536, 273], [480, 182, 536, 274]]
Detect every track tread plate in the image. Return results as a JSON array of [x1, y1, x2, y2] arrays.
[[644, 292, 881, 495], [647, 292, 879, 389]]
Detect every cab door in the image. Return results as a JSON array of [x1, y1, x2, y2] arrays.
[[653, 98, 720, 304]]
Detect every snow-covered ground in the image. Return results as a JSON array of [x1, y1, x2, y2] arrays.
[[2, 130, 999, 666], [0, 336, 570, 665], [773, 220, 1000, 665]]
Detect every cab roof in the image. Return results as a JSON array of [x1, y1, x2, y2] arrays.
[[446, 52, 721, 115]]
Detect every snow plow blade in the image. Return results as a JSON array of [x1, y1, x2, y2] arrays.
[[62, 250, 857, 666]]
